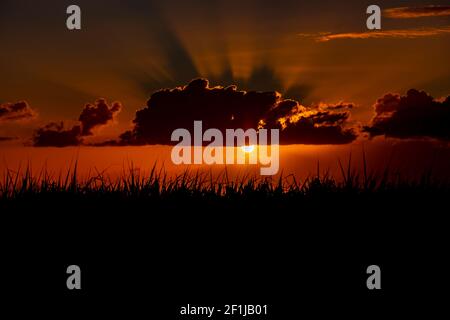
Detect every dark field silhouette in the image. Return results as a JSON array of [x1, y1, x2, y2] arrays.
[[2, 160, 448, 316], [1, 159, 449, 211]]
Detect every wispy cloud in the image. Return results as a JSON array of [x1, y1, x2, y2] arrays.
[[0, 101, 36, 122], [314, 26, 450, 42], [384, 5, 450, 19]]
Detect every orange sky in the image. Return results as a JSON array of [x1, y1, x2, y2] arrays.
[[2, 139, 449, 182], [1, 1, 449, 178]]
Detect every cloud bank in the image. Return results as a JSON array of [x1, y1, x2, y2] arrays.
[[364, 89, 450, 141], [113, 79, 357, 146]]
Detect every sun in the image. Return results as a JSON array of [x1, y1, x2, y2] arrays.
[[241, 145, 255, 153]]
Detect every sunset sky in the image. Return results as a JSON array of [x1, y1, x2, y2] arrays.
[[1, 0, 449, 178]]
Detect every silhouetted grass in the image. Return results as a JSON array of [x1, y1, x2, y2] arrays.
[[1, 157, 449, 206]]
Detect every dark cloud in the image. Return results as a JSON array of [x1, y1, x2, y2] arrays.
[[119, 78, 278, 145], [79, 99, 122, 136], [33, 122, 82, 147], [33, 99, 121, 147], [0, 101, 36, 121], [263, 100, 357, 144], [363, 89, 450, 141], [113, 78, 357, 146]]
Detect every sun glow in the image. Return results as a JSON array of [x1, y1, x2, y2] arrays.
[[241, 145, 255, 153]]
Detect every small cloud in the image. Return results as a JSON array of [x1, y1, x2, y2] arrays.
[[78, 99, 122, 136], [315, 26, 450, 41], [0, 101, 36, 121], [33, 122, 82, 147], [363, 89, 450, 141], [32, 99, 122, 147], [384, 5, 450, 19]]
